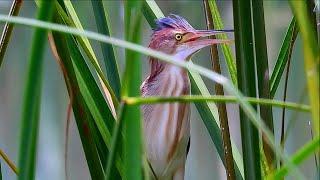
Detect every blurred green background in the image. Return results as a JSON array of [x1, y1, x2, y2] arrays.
[[0, 1, 315, 179]]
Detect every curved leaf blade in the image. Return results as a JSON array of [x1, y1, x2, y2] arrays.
[[50, 31, 106, 179], [91, 0, 121, 100], [270, 17, 298, 97]]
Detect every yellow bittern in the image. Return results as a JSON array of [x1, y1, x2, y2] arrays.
[[141, 14, 232, 180]]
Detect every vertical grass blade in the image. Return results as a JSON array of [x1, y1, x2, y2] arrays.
[[0, 0, 22, 68], [122, 1, 143, 179], [251, 0, 275, 171], [50, 31, 106, 179], [67, 36, 116, 156], [290, 1, 320, 137], [61, 1, 118, 115], [232, 0, 261, 179], [270, 18, 298, 97], [203, 0, 236, 179], [190, 74, 244, 180], [208, 0, 237, 85], [18, 1, 53, 179], [91, 0, 121, 100], [53, 3, 125, 175], [105, 104, 124, 180], [49, 4, 124, 178], [279, 47, 294, 149]]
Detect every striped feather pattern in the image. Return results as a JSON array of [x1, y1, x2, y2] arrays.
[[141, 64, 190, 179]]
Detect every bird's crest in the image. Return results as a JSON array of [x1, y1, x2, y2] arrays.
[[154, 14, 194, 32]]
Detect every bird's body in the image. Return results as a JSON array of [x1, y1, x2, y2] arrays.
[[142, 63, 190, 179], [141, 14, 232, 180]]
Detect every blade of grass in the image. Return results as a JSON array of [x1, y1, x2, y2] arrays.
[[280, 43, 293, 150], [122, 95, 310, 112], [66, 35, 125, 176], [142, 1, 244, 179], [0, 15, 305, 178], [50, 10, 125, 174], [122, 1, 143, 179], [308, 120, 319, 170], [91, 0, 121, 100], [270, 17, 298, 98], [306, 0, 318, 36], [61, 1, 118, 115], [48, 31, 72, 180], [203, 0, 235, 179], [208, 0, 237, 86], [290, 0, 320, 137], [49, 5, 123, 178], [50, 31, 106, 179], [269, 136, 320, 179], [40, 0, 120, 161], [232, 0, 261, 179], [142, 0, 163, 28], [37, 2, 122, 174], [18, 1, 53, 179], [190, 74, 244, 180], [252, 0, 275, 171], [278, 19, 300, 158], [0, 0, 22, 68], [105, 104, 124, 180], [0, 149, 18, 175], [303, 0, 320, 172]]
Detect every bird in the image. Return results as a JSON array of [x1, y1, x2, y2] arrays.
[[141, 14, 233, 180]]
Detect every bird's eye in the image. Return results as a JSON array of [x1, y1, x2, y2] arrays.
[[175, 33, 183, 41]]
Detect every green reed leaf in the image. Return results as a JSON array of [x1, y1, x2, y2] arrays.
[[252, 0, 275, 171], [270, 17, 298, 97], [18, 2, 53, 179], [0, 0, 22, 68], [122, 2, 143, 179], [208, 1, 237, 85], [91, 0, 121, 100], [50, 30, 106, 179], [60, 1, 119, 113], [290, 0, 319, 137]]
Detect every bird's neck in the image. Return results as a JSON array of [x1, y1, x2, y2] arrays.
[[149, 57, 165, 79], [141, 57, 190, 97], [149, 57, 188, 78]]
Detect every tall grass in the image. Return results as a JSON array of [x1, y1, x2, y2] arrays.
[[203, 0, 235, 179], [0, 1, 318, 179], [0, 0, 22, 67], [17, 1, 54, 180], [232, 1, 261, 179]]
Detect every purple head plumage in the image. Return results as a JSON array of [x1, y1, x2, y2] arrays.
[[153, 14, 194, 32], [149, 14, 233, 60]]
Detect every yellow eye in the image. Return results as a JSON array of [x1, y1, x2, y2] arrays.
[[175, 33, 183, 41]]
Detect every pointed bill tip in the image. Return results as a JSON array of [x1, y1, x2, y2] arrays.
[[196, 29, 234, 37]]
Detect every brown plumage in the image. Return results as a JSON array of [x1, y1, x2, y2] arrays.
[[141, 14, 232, 180]]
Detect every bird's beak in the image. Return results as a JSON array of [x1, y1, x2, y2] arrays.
[[175, 29, 233, 60]]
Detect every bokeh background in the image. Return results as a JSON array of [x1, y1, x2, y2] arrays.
[[0, 1, 316, 179]]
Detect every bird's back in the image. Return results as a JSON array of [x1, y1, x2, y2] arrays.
[[141, 65, 190, 179]]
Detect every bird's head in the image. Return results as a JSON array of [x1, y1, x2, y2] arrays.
[[149, 14, 233, 60]]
